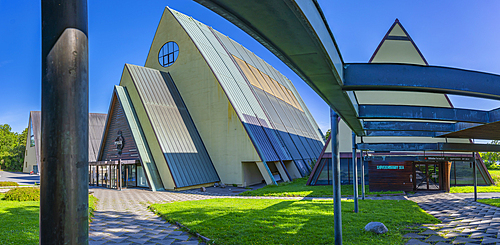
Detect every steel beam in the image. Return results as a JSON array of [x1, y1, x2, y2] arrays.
[[363, 121, 455, 132], [344, 63, 500, 100], [359, 105, 489, 123], [40, 0, 88, 244], [352, 132, 358, 213], [331, 109, 342, 244], [473, 153, 477, 202], [365, 130, 447, 137], [360, 150, 365, 200], [357, 143, 500, 152]]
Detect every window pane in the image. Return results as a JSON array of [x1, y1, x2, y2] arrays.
[[158, 42, 179, 67]]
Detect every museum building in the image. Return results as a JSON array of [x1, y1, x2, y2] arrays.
[[93, 7, 325, 191]]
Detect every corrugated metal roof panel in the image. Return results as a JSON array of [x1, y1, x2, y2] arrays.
[[31, 111, 106, 167], [115, 86, 164, 191], [173, 9, 292, 162], [126, 64, 220, 188], [88, 113, 107, 162]]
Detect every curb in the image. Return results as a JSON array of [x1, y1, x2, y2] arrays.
[[174, 221, 212, 244]]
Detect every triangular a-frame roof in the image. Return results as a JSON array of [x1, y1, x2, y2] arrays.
[[369, 19, 428, 65], [28, 111, 106, 173], [307, 19, 494, 186]]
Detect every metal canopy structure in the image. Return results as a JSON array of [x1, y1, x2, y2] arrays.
[[193, 0, 500, 146], [192, 1, 500, 244]]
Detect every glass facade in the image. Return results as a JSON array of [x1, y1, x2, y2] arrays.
[[450, 161, 487, 186], [312, 158, 490, 187], [313, 158, 369, 185]]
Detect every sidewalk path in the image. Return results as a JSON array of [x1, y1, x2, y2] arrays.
[[404, 192, 500, 245]]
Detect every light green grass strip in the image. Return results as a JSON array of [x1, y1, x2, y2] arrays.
[[239, 177, 403, 197]]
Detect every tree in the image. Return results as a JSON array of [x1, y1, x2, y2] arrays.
[[325, 129, 331, 141], [0, 124, 27, 171], [480, 140, 500, 170]]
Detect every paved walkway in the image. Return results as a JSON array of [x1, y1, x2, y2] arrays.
[[0, 170, 40, 185], [404, 192, 500, 245], [89, 188, 213, 245]]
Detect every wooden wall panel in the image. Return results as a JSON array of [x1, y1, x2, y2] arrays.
[[368, 161, 413, 192], [101, 96, 140, 161]]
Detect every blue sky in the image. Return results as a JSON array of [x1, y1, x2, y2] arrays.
[[1, 1, 500, 133]]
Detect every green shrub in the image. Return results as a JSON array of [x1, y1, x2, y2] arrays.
[[0, 181, 19, 187], [3, 187, 40, 201], [89, 195, 98, 222]]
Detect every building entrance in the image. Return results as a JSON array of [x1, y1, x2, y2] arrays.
[[414, 162, 441, 191]]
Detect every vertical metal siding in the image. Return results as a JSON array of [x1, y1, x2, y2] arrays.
[[217, 21, 324, 167], [172, 9, 289, 162], [127, 64, 219, 188], [88, 113, 107, 162], [115, 86, 164, 191]]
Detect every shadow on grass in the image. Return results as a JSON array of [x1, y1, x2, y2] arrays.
[[239, 180, 403, 197], [151, 198, 439, 245]]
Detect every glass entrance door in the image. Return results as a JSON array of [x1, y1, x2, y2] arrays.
[[414, 163, 441, 191]]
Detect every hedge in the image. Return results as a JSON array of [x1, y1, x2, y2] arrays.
[[0, 181, 19, 187], [3, 187, 40, 201]]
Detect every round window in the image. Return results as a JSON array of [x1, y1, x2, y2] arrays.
[[158, 41, 179, 67]]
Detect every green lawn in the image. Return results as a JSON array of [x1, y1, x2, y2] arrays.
[[0, 193, 98, 245], [150, 198, 439, 245], [489, 170, 500, 185], [450, 185, 500, 193], [448, 169, 500, 193], [239, 177, 404, 197], [0, 193, 39, 245], [477, 198, 500, 207]]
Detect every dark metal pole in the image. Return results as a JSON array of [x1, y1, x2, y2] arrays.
[[125, 166, 128, 189], [361, 150, 365, 200], [331, 109, 342, 245], [40, 0, 88, 244], [352, 132, 358, 213], [473, 152, 477, 201], [119, 159, 122, 191]]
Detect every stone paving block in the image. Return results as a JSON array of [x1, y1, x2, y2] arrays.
[[445, 232, 467, 238], [421, 229, 440, 235], [129, 238, 151, 244], [168, 235, 191, 241], [425, 235, 449, 242], [171, 241, 201, 245], [403, 233, 426, 239], [89, 241, 107, 245], [125, 233, 146, 238], [105, 237, 128, 243], [405, 238, 430, 245], [145, 235, 169, 241], [471, 233, 493, 239], [480, 237, 500, 244], [452, 236, 480, 244]]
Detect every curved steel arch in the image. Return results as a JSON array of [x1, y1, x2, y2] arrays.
[[344, 63, 500, 100]]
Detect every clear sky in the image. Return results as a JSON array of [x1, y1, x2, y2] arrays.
[[1, 1, 500, 133]]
